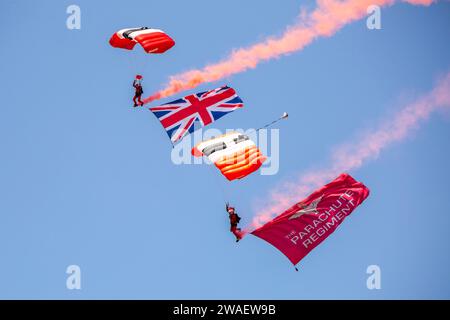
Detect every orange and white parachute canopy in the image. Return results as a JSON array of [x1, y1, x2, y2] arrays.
[[109, 27, 175, 54], [192, 132, 266, 181]]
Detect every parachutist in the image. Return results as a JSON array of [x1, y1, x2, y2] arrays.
[[133, 75, 144, 107], [226, 203, 243, 242]]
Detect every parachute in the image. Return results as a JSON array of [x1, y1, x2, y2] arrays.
[[192, 132, 266, 181], [109, 27, 175, 54]]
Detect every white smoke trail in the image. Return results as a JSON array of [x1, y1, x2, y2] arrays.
[[144, 0, 436, 103], [251, 71, 450, 229]]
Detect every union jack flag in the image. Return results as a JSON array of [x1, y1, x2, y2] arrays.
[[149, 86, 244, 144]]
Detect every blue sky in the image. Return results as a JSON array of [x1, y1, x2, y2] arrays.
[[0, 0, 449, 299]]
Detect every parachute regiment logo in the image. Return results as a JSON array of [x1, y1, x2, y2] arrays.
[[288, 195, 324, 220]]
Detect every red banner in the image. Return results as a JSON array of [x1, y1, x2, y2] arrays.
[[252, 173, 370, 266]]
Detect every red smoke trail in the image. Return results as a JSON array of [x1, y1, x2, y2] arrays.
[[143, 0, 435, 104], [250, 71, 450, 229]]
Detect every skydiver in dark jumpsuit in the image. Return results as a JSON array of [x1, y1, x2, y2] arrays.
[[226, 203, 243, 242], [133, 77, 144, 107]]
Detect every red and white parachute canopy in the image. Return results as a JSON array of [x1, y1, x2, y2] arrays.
[[109, 27, 175, 54], [192, 132, 266, 181]]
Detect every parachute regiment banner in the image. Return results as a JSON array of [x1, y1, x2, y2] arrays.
[[252, 173, 370, 266]]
